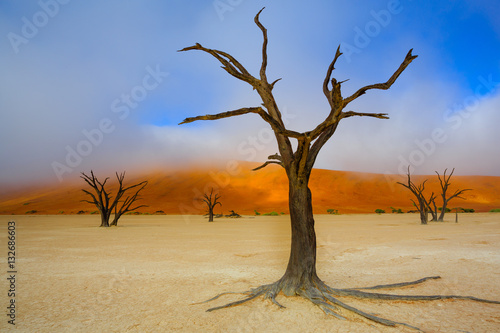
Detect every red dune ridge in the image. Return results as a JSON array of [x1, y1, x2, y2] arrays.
[[1, 162, 500, 215]]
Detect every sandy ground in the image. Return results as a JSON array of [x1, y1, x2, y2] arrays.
[[1, 213, 499, 332]]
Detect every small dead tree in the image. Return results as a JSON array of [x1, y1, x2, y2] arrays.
[[397, 167, 436, 225], [200, 188, 221, 222], [435, 168, 471, 222], [81, 171, 148, 227], [179, 8, 499, 330], [110, 174, 148, 226]]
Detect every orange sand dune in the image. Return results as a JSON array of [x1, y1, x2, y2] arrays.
[[1, 162, 500, 215]]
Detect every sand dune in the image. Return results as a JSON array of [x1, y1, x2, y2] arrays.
[[1, 162, 500, 215]]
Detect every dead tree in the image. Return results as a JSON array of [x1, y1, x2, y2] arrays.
[[81, 171, 147, 227], [110, 174, 148, 226], [435, 168, 471, 222], [179, 8, 499, 329], [428, 196, 439, 221], [200, 188, 221, 222], [397, 167, 436, 225], [226, 210, 241, 218]]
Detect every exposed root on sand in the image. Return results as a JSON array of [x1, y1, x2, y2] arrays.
[[194, 276, 500, 331]]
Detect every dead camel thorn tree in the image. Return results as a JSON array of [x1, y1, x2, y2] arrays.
[[200, 188, 222, 222], [178, 8, 499, 330], [435, 168, 471, 222], [81, 171, 148, 227], [397, 166, 437, 225]]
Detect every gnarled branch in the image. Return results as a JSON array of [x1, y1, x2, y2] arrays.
[[322, 45, 344, 107], [343, 49, 418, 106], [178, 43, 253, 83], [341, 111, 389, 119], [252, 153, 284, 171], [179, 106, 304, 139], [254, 7, 268, 82]]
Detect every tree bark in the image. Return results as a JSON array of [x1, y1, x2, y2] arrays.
[[208, 208, 215, 222], [280, 175, 319, 295], [419, 206, 428, 225], [100, 211, 110, 227]]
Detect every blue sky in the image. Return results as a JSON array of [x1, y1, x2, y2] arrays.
[[1, 0, 499, 185]]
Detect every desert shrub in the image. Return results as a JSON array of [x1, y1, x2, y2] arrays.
[[263, 211, 279, 216], [438, 207, 452, 212], [23, 202, 30, 205], [91, 211, 99, 214], [490, 208, 500, 212], [254, 210, 261, 216], [461, 208, 475, 213], [375, 209, 385, 214], [58, 211, 64, 214], [327, 209, 339, 215], [390, 207, 404, 214], [25, 210, 37, 214]]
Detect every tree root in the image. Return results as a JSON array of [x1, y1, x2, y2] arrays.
[[195, 276, 500, 331]]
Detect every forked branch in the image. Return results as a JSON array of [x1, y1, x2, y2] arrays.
[[343, 49, 418, 106], [252, 153, 284, 171]]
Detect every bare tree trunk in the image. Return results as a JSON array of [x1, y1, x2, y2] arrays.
[[420, 207, 428, 225], [437, 207, 446, 222], [280, 177, 318, 295], [100, 211, 110, 227], [110, 213, 121, 226]]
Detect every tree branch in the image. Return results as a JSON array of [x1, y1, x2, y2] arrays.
[[252, 161, 284, 171], [252, 153, 285, 171], [341, 111, 390, 120], [343, 49, 418, 106], [179, 106, 304, 139], [178, 43, 253, 83], [254, 7, 268, 82], [323, 45, 343, 105]]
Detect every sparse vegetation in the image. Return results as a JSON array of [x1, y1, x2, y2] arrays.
[[438, 207, 452, 213], [254, 210, 261, 216], [490, 208, 500, 212], [25, 210, 37, 214], [375, 209, 385, 214], [390, 207, 404, 214], [327, 208, 339, 215], [262, 211, 279, 216]]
